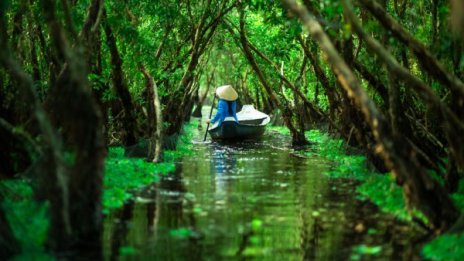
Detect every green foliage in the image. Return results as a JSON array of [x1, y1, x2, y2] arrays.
[[104, 121, 195, 212], [0, 0, 10, 15], [169, 228, 192, 238], [1, 180, 33, 198], [319, 145, 367, 178], [0, 180, 53, 260], [103, 147, 175, 213], [276, 126, 464, 259], [356, 175, 411, 221], [451, 194, 464, 210], [0, 122, 194, 259], [269, 125, 290, 135], [350, 245, 382, 260], [334, 155, 369, 178], [455, 179, 464, 195], [3, 0, 463, 259], [451, 179, 464, 210], [319, 0, 343, 20], [304, 130, 370, 179], [422, 233, 464, 261], [302, 129, 429, 224], [2, 200, 50, 249], [251, 218, 263, 232], [306, 130, 408, 220], [163, 123, 195, 161], [305, 130, 342, 156], [119, 246, 137, 256]]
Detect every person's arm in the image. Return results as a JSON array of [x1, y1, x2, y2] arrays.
[[232, 101, 238, 122], [211, 100, 226, 124]]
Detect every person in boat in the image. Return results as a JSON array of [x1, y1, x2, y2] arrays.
[[206, 85, 239, 126]]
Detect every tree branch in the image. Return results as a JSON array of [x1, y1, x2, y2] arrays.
[[358, 0, 464, 101]]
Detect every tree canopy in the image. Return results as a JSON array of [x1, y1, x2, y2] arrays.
[[1, 0, 464, 259]]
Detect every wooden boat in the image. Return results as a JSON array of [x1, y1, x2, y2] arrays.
[[208, 105, 270, 140]]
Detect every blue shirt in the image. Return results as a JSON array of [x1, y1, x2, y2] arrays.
[[211, 99, 238, 126]]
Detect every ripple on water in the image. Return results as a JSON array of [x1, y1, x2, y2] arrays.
[[103, 128, 424, 261]]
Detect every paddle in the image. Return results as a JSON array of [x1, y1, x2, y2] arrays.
[[203, 94, 217, 142]]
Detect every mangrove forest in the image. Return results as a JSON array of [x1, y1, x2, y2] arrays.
[[1, 0, 464, 260]]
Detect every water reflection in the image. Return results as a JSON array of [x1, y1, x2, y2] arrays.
[[211, 144, 238, 199], [109, 203, 133, 261], [103, 128, 424, 260]]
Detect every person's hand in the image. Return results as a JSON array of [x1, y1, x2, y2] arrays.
[[206, 119, 211, 124]]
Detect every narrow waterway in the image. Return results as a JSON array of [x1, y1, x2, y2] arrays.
[[103, 120, 424, 260]]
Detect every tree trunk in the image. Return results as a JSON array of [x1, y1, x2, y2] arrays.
[[358, 0, 464, 104], [352, 60, 389, 108], [141, 65, 163, 163], [11, 0, 26, 56], [340, 36, 370, 148], [103, 20, 138, 147], [192, 69, 214, 118], [348, 0, 464, 173], [300, 37, 340, 126], [282, 0, 459, 231], [164, 1, 234, 136], [294, 56, 311, 131], [245, 35, 324, 123], [2, 4, 69, 254], [39, 0, 105, 256], [89, 26, 110, 146], [28, 14, 42, 85], [238, 4, 307, 145]]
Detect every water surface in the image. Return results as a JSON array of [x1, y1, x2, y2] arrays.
[[103, 122, 424, 260]]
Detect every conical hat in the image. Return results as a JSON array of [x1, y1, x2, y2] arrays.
[[216, 85, 238, 101]]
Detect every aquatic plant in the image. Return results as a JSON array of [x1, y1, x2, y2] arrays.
[[1, 122, 195, 258], [0, 180, 53, 260], [273, 126, 464, 259], [103, 122, 195, 212], [103, 147, 175, 212]]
